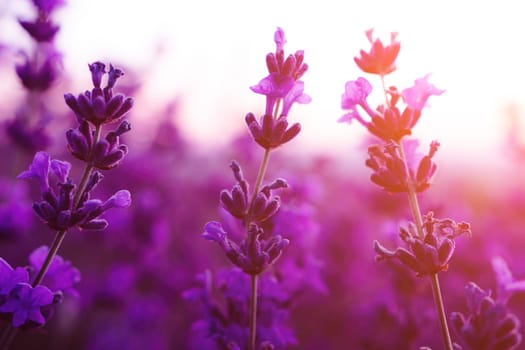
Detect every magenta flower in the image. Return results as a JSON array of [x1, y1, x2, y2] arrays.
[[366, 140, 439, 193], [491, 256, 525, 303], [17, 151, 52, 192], [451, 283, 522, 350], [250, 27, 309, 116], [0, 259, 29, 295], [203, 222, 289, 276], [281, 80, 311, 117], [374, 212, 471, 277], [339, 77, 374, 124], [354, 29, 401, 76], [0, 283, 55, 327], [64, 62, 134, 126], [401, 74, 445, 111], [15, 50, 62, 91], [18, 18, 60, 42], [29, 246, 80, 296], [245, 113, 301, 150]]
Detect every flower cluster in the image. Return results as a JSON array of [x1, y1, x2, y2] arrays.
[[0, 246, 79, 328], [366, 140, 439, 193], [246, 27, 310, 150], [200, 27, 310, 350], [340, 74, 444, 142], [450, 283, 522, 350], [184, 269, 298, 350], [18, 151, 131, 231], [0, 62, 133, 348], [204, 161, 289, 276], [374, 212, 471, 277], [341, 29, 473, 349], [6, 0, 65, 152]]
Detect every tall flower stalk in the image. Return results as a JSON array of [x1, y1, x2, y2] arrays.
[[0, 62, 133, 350], [340, 29, 471, 349], [203, 27, 310, 350], [6, 0, 65, 154]]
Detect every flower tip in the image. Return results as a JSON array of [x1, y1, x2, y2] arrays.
[[202, 221, 226, 242], [274, 27, 286, 49], [107, 190, 132, 208]]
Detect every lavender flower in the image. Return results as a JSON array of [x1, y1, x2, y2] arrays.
[[0, 259, 29, 296], [450, 282, 522, 350], [18, 151, 131, 231], [64, 63, 134, 126], [29, 246, 80, 296], [374, 212, 471, 277]]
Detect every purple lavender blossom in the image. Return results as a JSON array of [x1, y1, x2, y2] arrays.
[[64, 62, 134, 126], [374, 212, 471, 277], [29, 246, 80, 296], [203, 221, 289, 276], [0, 259, 29, 296], [0, 179, 33, 240], [450, 282, 522, 350], [184, 269, 297, 350], [0, 283, 55, 327], [250, 27, 310, 117], [15, 50, 62, 91], [18, 151, 131, 231]]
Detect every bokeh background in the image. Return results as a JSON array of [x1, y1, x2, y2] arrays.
[[1, 0, 525, 349]]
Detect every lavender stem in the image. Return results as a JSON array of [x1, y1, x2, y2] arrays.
[[398, 140, 454, 350], [249, 274, 258, 350]]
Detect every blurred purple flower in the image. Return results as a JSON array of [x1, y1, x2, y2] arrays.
[[339, 77, 374, 124], [18, 18, 60, 42], [0, 283, 55, 327], [17, 151, 52, 192], [450, 282, 522, 350], [15, 50, 62, 91], [31, 0, 66, 13], [0, 259, 29, 296], [401, 74, 445, 112], [0, 179, 33, 240], [491, 256, 525, 303], [29, 246, 80, 296], [184, 268, 297, 350]]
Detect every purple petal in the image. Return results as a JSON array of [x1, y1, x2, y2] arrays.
[[401, 74, 445, 111], [17, 151, 50, 192], [101, 190, 132, 211], [50, 159, 71, 183], [202, 221, 227, 242], [30, 285, 54, 306], [274, 27, 286, 52]]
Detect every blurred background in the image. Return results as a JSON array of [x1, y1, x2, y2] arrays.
[[1, 0, 525, 349]]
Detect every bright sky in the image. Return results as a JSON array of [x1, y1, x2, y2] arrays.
[[3, 0, 525, 164]]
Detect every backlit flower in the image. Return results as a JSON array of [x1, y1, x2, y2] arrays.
[[354, 28, 400, 76]]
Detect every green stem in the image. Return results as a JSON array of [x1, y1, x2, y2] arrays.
[[430, 273, 454, 350], [249, 148, 271, 209], [249, 274, 258, 350], [397, 140, 454, 350]]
